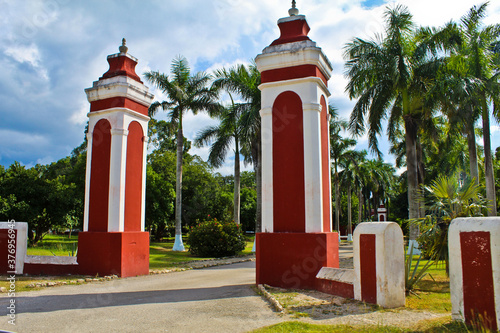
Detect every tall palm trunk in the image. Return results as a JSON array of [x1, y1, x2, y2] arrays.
[[466, 109, 479, 185], [364, 188, 369, 221], [417, 140, 425, 218], [482, 98, 497, 216], [172, 117, 185, 251], [233, 138, 241, 225], [334, 164, 340, 233], [347, 183, 352, 240], [405, 116, 420, 240], [467, 125, 479, 185], [358, 188, 363, 224]]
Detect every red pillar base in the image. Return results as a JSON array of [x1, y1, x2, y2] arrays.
[[77, 232, 149, 277], [256, 232, 339, 289], [315, 278, 354, 299]]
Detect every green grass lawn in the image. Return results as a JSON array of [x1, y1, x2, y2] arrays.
[[27, 234, 79, 256], [150, 234, 255, 269], [26, 234, 255, 269], [252, 318, 470, 332], [406, 259, 451, 313]]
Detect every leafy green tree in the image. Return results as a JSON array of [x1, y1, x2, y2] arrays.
[[0, 162, 76, 244], [43, 149, 87, 231], [148, 118, 191, 153], [145, 56, 219, 251], [240, 186, 257, 232], [146, 150, 176, 241], [329, 105, 355, 234], [182, 156, 233, 225], [0, 195, 29, 223]]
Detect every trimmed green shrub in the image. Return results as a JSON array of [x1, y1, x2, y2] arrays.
[[186, 218, 245, 257]]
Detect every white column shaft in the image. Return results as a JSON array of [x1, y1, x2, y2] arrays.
[[108, 128, 129, 232], [260, 107, 274, 233], [303, 103, 323, 233], [140, 134, 148, 232], [83, 131, 93, 232]]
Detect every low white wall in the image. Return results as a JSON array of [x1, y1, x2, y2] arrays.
[[353, 222, 405, 308], [0, 222, 28, 274]]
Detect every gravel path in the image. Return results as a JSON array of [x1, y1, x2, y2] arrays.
[[0, 261, 282, 333]]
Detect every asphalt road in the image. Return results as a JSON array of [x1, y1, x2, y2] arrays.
[[0, 261, 282, 333]]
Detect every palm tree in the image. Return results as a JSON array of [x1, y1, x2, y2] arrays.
[[455, 3, 500, 215], [329, 105, 355, 235], [340, 149, 367, 240], [435, 74, 482, 185], [145, 56, 219, 251], [212, 64, 262, 231], [365, 158, 396, 212], [195, 98, 244, 224], [344, 5, 452, 244]]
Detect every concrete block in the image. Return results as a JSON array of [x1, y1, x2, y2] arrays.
[[449, 217, 500, 331], [353, 222, 405, 308]]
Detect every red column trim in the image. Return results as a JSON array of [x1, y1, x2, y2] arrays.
[[460, 231, 497, 331], [360, 234, 377, 304], [90, 97, 149, 116], [261, 64, 328, 86]]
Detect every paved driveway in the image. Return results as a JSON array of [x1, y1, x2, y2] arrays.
[[0, 261, 282, 333]]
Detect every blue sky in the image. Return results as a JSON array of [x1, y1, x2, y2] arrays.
[[1, 0, 499, 175]]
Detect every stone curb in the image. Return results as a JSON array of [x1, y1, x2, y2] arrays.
[[258, 284, 284, 313], [149, 255, 256, 275], [22, 274, 119, 289]]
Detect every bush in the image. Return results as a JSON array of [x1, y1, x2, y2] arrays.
[[186, 218, 246, 257]]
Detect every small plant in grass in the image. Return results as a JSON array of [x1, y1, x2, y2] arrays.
[[413, 175, 486, 274], [405, 243, 434, 296], [186, 218, 245, 257]]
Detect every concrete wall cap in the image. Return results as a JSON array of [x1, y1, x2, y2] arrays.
[[25, 255, 78, 265], [316, 267, 355, 284], [278, 14, 306, 24]]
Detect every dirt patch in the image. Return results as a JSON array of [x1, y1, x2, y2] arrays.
[[265, 286, 449, 329], [339, 257, 353, 269], [267, 287, 378, 319]]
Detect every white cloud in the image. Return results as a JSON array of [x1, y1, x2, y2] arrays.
[[4, 43, 49, 80], [0, 129, 49, 146], [36, 155, 54, 166], [69, 102, 89, 126], [213, 162, 253, 176]]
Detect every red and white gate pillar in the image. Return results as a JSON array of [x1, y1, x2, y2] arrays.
[[255, 4, 338, 290], [377, 204, 387, 222], [449, 217, 500, 331], [77, 39, 154, 277]]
